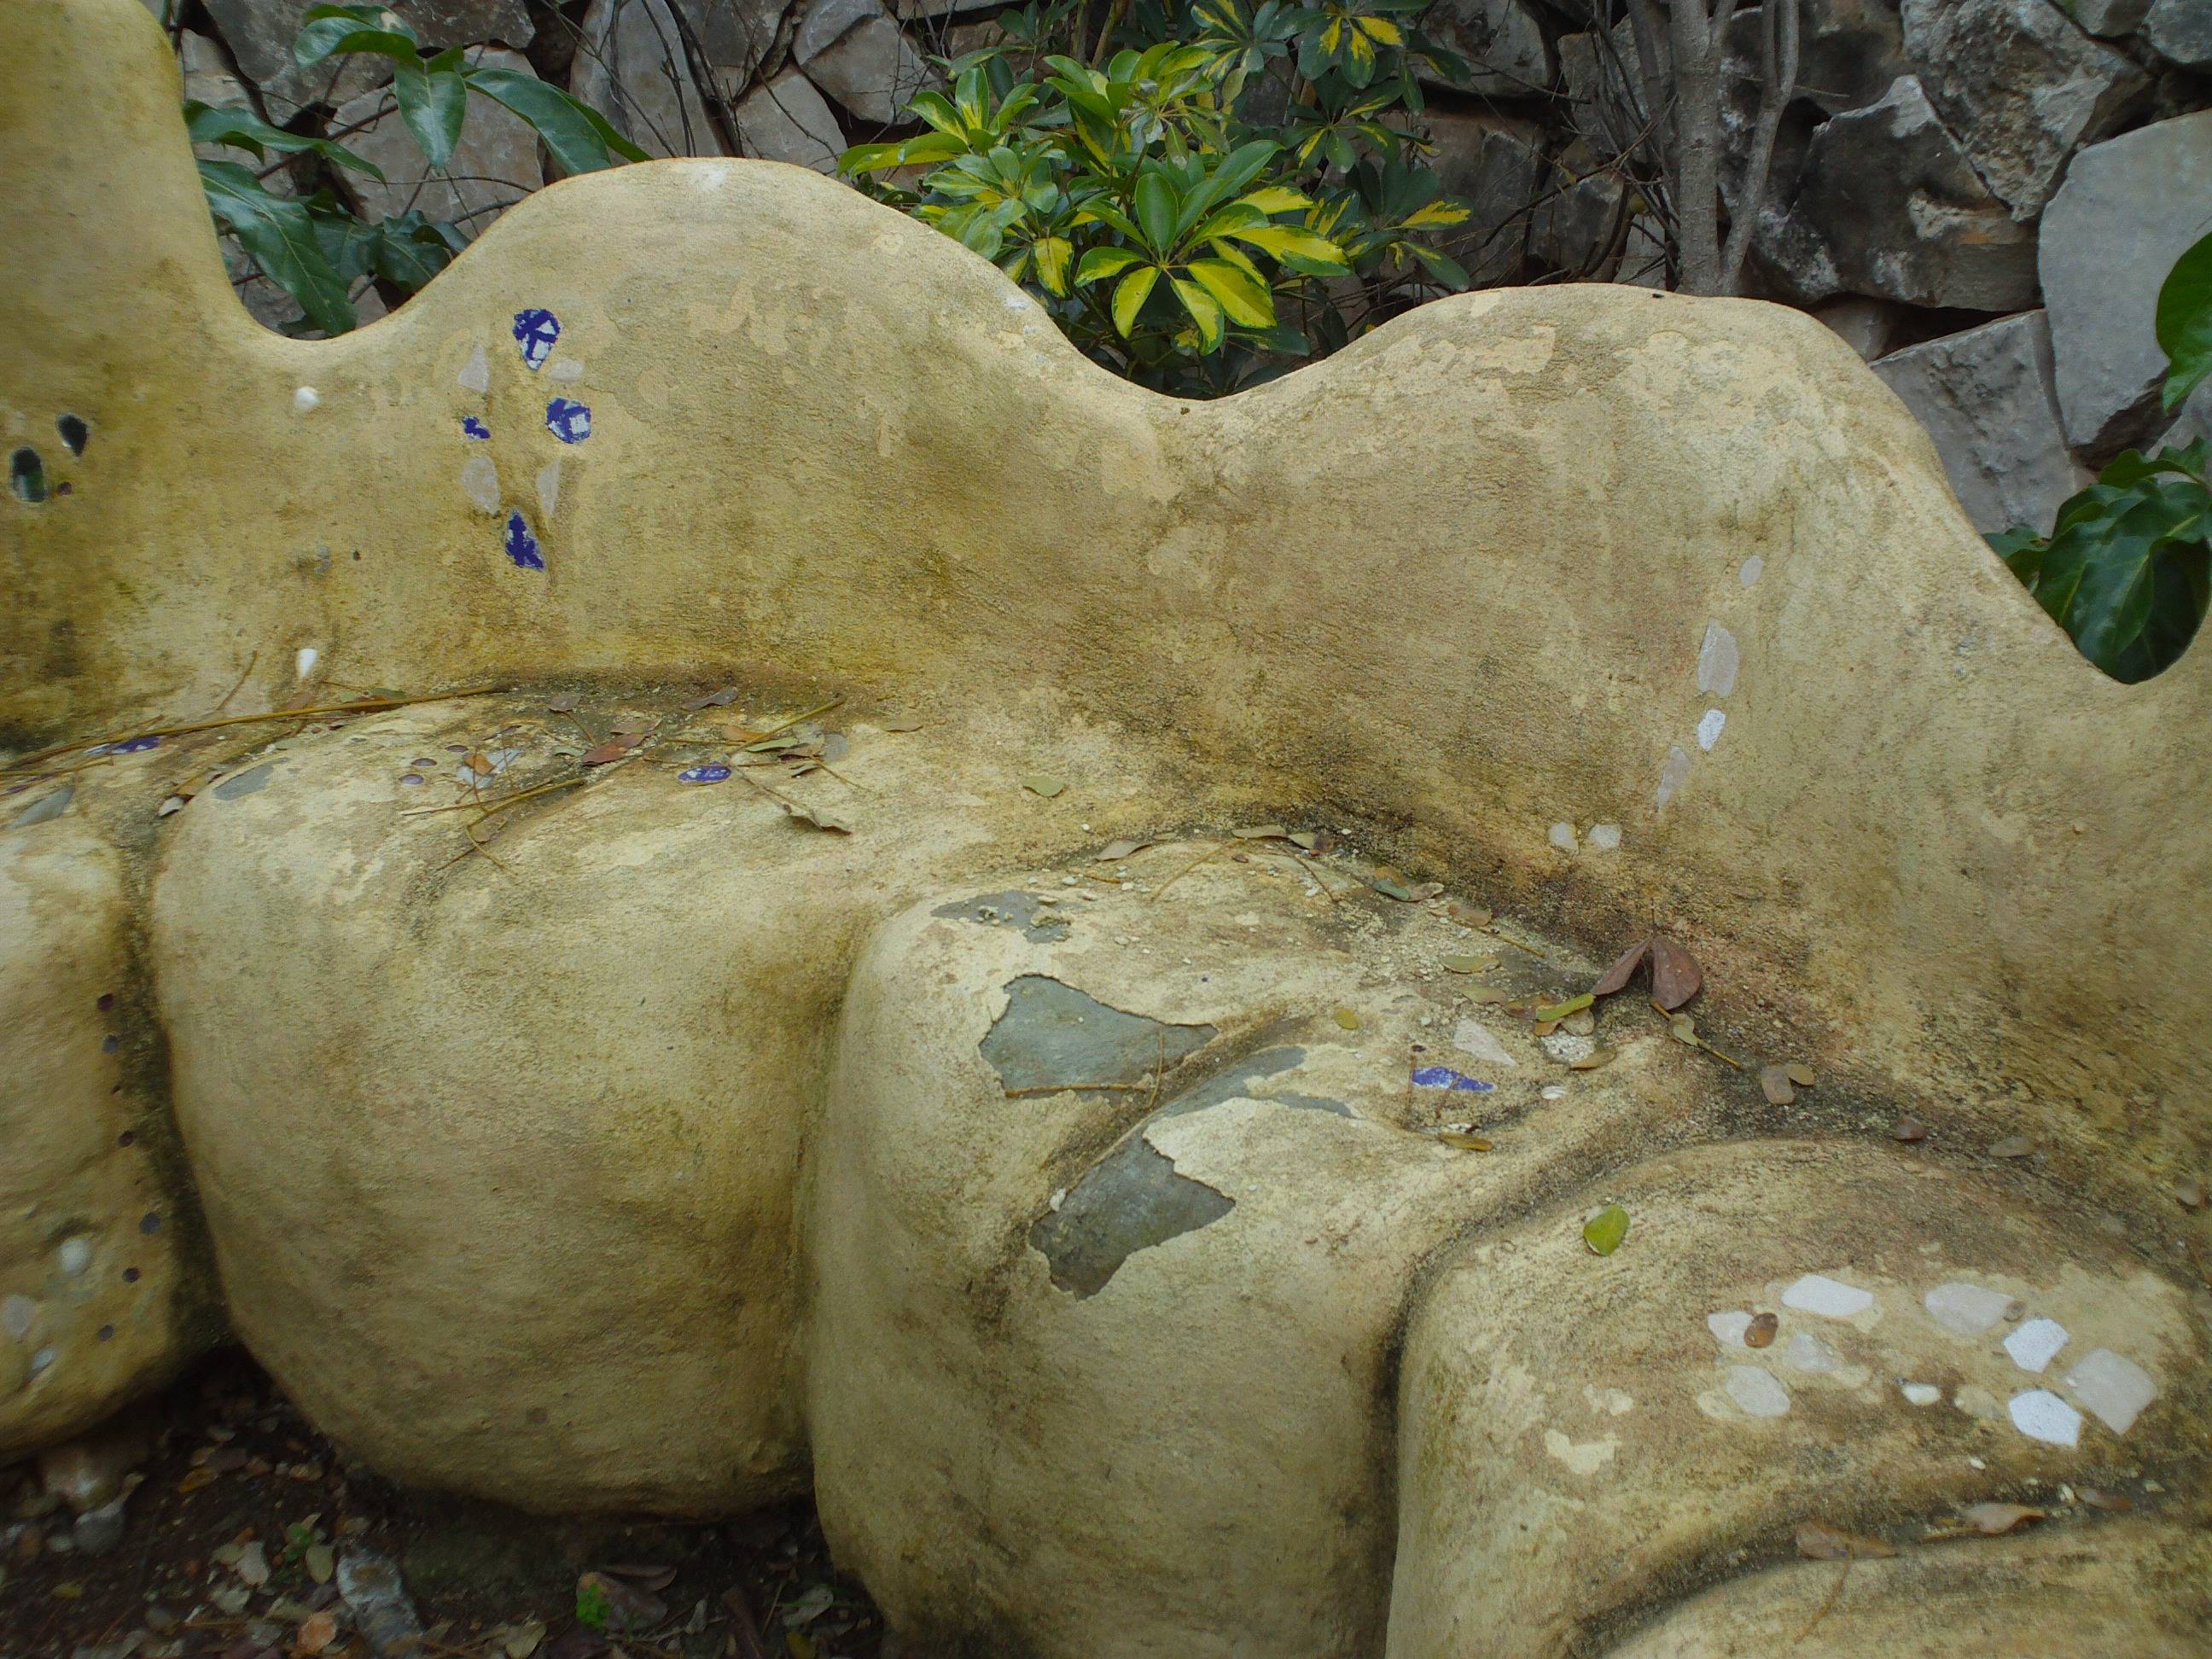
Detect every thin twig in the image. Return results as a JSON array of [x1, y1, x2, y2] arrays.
[[1793, 1557, 1851, 1645], [210, 650, 260, 714], [1150, 839, 1231, 899], [1003, 1081, 1156, 1097], [3, 684, 509, 774]]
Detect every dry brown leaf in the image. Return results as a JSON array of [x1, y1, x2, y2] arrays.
[[1785, 1062, 1816, 1086], [610, 715, 653, 736], [1796, 1520, 1897, 1561], [1959, 1502, 2047, 1536], [1447, 901, 1493, 928], [1891, 1116, 1930, 1143], [1233, 824, 1289, 840], [467, 752, 494, 776], [2078, 1487, 2132, 1512], [1096, 838, 1152, 861], [881, 717, 921, 732], [1591, 938, 1651, 997], [1759, 1065, 1797, 1106], [601, 1563, 679, 1591], [684, 686, 739, 710], [1989, 1135, 2035, 1159], [1434, 1131, 1493, 1150], [2174, 1179, 2208, 1209], [579, 735, 642, 766], [1650, 936, 1703, 1010], [1568, 1049, 1615, 1072], [1533, 1019, 1560, 1038], [1668, 1013, 1698, 1045], [1744, 1311, 1778, 1348], [546, 693, 581, 713]]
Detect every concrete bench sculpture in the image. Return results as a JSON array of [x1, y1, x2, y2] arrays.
[[3, 1, 2206, 1651]]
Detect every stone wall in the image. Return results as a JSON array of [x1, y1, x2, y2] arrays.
[[168, 0, 2211, 534]]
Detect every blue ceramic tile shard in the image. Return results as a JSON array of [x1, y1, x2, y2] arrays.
[[90, 735, 161, 756], [512, 308, 560, 370], [1412, 1065, 1494, 1092], [504, 509, 544, 570], [544, 398, 591, 444], [461, 416, 490, 439], [678, 765, 731, 783]]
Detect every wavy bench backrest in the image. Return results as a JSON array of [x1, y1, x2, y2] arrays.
[[4, 0, 2205, 1203]]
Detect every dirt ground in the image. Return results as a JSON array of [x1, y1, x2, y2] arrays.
[[3, 1351, 892, 1659]]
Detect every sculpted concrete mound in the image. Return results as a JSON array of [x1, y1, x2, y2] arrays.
[[2, 2, 2207, 1652]]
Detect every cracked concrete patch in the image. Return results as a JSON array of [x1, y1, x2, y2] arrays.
[[933, 890, 1070, 943], [981, 975, 1214, 1094], [1028, 1135, 1234, 1297]]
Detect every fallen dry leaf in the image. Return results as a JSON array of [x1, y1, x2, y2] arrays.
[[784, 803, 853, 834], [601, 1563, 679, 1592], [881, 717, 922, 732], [1582, 1203, 1629, 1256], [1744, 1311, 1778, 1348], [1760, 1065, 1797, 1106], [1434, 1131, 1493, 1151], [1021, 775, 1064, 799], [1592, 938, 1650, 997], [684, 686, 739, 710], [1959, 1502, 2047, 1536], [1446, 901, 1493, 928], [1650, 936, 1702, 1010], [2078, 1487, 2132, 1512], [296, 1611, 338, 1655], [1796, 1520, 1897, 1561], [1785, 1062, 1816, 1086], [1891, 1116, 1930, 1143], [1989, 1135, 2035, 1160], [2174, 1179, 2208, 1209], [546, 693, 581, 713], [467, 752, 494, 775], [1534, 992, 1594, 1022], [1096, 838, 1152, 861], [1668, 1013, 1699, 1045], [1568, 1049, 1615, 1072], [580, 734, 642, 765], [1333, 1008, 1361, 1031], [1441, 954, 1497, 975], [1232, 824, 1289, 840]]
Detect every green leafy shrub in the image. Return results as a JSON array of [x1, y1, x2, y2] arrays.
[[1991, 235, 2212, 682], [190, 3, 643, 336], [841, 0, 1476, 394]]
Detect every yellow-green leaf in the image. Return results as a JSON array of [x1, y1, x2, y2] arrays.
[[1075, 245, 1145, 285], [1113, 264, 1161, 335], [1227, 224, 1351, 273], [1582, 1203, 1629, 1256], [1236, 184, 1312, 215], [1402, 200, 1472, 228], [1185, 259, 1274, 328], [1171, 276, 1226, 351], [1358, 15, 1402, 46], [1034, 235, 1073, 296], [1534, 992, 1594, 1022]]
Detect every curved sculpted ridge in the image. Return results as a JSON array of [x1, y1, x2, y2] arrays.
[[2, 1, 2208, 1652]]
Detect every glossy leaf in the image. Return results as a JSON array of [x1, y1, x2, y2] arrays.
[[1112, 264, 1161, 335], [2157, 231, 2212, 413], [197, 160, 355, 336], [393, 51, 469, 170], [465, 66, 649, 171], [183, 102, 385, 180]]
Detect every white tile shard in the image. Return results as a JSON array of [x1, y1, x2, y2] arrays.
[[460, 455, 501, 514], [1697, 708, 1726, 751], [1725, 1365, 1792, 1417], [1924, 1280, 2013, 1335], [1656, 745, 1692, 809], [2064, 1348, 2156, 1435], [1738, 555, 1764, 586], [1696, 622, 1740, 696], [1452, 1017, 1517, 1069], [1901, 1381, 1941, 1406], [457, 345, 490, 393], [1707, 1310, 1754, 1348], [1784, 1332, 1841, 1372], [2003, 1317, 2069, 1374], [1781, 1274, 1874, 1318], [2008, 1388, 2082, 1447]]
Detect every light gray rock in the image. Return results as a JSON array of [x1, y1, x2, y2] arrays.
[[1900, 0, 2147, 218], [795, 0, 941, 123], [1812, 295, 1914, 362], [695, 0, 793, 86], [1728, 0, 1909, 119], [572, 0, 731, 158], [2041, 110, 2212, 459], [891, 0, 1001, 16], [1530, 148, 1626, 279], [202, 0, 532, 119], [2069, 0, 2152, 35], [1757, 75, 2039, 311], [734, 71, 847, 173], [2144, 0, 2212, 67], [1422, 109, 1545, 285], [1873, 311, 2092, 535], [70, 1499, 128, 1558], [201, 0, 391, 120], [1557, 23, 1644, 157], [332, 47, 544, 237], [1418, 0, 1554, 98]]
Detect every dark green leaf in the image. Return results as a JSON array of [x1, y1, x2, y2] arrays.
[[393, 54, 469, 170], [183, 101, 386, 181], [2157, 232, 2212, 413], [198, 160, 356, 335], [463, 66, 649, 171]]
